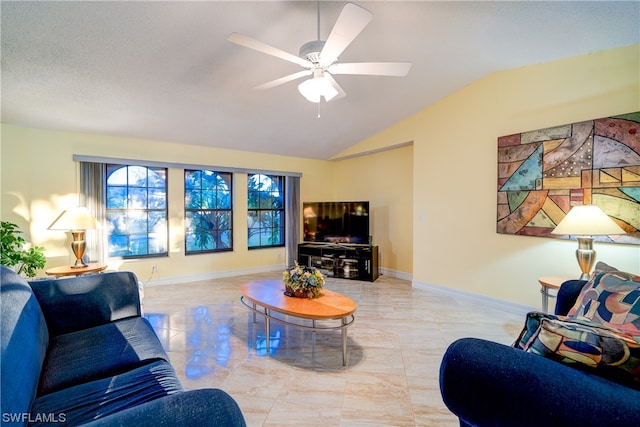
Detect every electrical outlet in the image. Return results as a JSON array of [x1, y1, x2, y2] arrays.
[[151, 265, 157, 273]]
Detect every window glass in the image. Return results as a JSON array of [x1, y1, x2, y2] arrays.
[[247, 174, 285, 248], [184, 170, 233, 253], [106, 165, 168, 258]]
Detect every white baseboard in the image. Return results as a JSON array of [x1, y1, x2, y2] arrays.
[[412, 280, 535, 316], [378, 267, 412, 281]]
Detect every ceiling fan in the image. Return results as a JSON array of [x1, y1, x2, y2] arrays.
[[227, 2, 412, 103]]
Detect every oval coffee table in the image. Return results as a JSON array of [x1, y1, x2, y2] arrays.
[[240, 280, 357, 366]]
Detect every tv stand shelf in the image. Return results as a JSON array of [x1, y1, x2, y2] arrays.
[[297, 243, 379, 282]]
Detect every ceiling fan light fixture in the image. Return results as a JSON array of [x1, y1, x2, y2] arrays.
[[298, 72, 338, 103]]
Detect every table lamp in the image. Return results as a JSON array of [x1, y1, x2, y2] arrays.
[[551, 205, 626, 280], [48, 207, 98, 268]]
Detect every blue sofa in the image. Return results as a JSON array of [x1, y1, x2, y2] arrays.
[[1, 266, 246, 426], [439, 279, 640, 427]]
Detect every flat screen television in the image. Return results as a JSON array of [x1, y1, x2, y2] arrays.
[[303, 201, 369, 244]]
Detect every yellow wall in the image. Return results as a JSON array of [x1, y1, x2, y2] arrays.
[[0, 124, 336, 280], [333, 144, 413, 277], [336, 44, 640, 306]]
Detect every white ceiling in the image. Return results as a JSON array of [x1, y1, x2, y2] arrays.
[[2, 1, 639, 160]]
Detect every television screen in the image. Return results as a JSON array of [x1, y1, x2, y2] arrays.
[[303, 201, 369, 244]]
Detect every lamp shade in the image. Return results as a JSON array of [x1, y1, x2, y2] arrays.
[[303, 206, 317, 218], [48, 207, 97, 231], [551, 205, 625, 236], [298, 73, 339, 103]]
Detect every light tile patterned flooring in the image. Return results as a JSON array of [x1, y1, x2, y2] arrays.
[[142, 272, 529, 426]]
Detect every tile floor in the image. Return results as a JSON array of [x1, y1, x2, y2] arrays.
[[142, 272, 529, 426]]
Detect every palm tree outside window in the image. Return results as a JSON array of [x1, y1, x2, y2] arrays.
[[184, 170, 233, 253], [106, 164, 168, 258], [248, 174, 285, 249]]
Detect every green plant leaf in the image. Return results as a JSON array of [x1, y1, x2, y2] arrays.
[[0, 221, 46, 277]]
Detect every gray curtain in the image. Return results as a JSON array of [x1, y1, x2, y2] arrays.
[[79, 162, 106, 264], [285, 176, 300, 267]]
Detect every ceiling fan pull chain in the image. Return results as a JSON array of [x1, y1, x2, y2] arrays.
[[317, 101, 321, 119]]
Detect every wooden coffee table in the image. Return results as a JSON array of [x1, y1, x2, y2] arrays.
[[240, 280, 357, 366]]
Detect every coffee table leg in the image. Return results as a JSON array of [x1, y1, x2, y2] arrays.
[[265, 308, 270, 355], [342, 317, 348, 366], [252, 302, 257, 323]]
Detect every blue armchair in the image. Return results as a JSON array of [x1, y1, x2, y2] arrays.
[[439, 279, 640, 427]]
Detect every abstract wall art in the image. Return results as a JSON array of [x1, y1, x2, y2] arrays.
[[497, 112, 640, 245]]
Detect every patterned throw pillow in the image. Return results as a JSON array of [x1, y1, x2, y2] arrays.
[[515, 313, 640, 389], [513, 311, 559, 350], [593, 261, 620, 273], [567, 271, 640, 339]]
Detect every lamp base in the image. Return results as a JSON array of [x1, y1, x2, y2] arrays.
[[578, 272, 591, 281], [70, 230, 88, 268], [71, 258, 89, 268], [575, 236, 596, 281]]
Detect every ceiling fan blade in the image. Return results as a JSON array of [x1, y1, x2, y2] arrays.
[[227, 32, 311, 68], [324, 73, 346, 102], [329, 62, 412, 77], [320, 3, 373, 64], [253, 70, 313, 90]]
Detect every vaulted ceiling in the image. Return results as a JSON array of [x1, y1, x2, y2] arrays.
[[2, 1, 638, 159]]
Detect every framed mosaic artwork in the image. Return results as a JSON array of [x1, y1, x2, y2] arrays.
[[497, 112, 640, 245]]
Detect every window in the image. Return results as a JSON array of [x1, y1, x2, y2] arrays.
[[184, 170, 233, 253], [247, 174, 285, 248], [106, 165, 168, 257]]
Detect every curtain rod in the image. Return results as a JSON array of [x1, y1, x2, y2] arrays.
[[72, 155, 302, 178]]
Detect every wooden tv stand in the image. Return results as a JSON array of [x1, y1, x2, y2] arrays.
[[297, 243, 379, 282]]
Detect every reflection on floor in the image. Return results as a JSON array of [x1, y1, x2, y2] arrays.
[[142, 271, 528, 426]]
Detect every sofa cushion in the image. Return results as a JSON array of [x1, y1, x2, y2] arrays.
[[31, 360, 183, 426], [568, 271, 640, 339], [1, 266, 49, 418], [38, 317, 170, 395], [82, 388, 247, 427], [30, 271, 141, 336]]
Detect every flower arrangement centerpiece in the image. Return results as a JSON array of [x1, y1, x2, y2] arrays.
[[282, 261, 325, 298]]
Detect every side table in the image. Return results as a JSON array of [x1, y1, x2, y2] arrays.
[[538, 276, 572, 313], [45, 263, 108, 277]]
